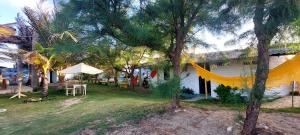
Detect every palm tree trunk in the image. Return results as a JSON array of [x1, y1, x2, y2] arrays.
[[41, 73, 48, 98], [30, 65, 39, 91], [17, 57, 23, 97]]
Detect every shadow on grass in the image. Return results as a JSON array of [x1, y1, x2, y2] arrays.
[[187, 98, 246, 111]]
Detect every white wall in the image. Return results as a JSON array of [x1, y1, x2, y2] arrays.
[[210, 63, 256, 97], [265, 55, 294, 96], [210, 55, 294, 98], [51, 71, 58, 83], [47, 71, 59, 83], [150, 65, 203, 95], [181, 65, 200, 94], [150, 69, 169, 87]]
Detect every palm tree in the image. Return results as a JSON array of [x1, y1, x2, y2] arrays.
[[24, 51, 54, 98], [22, 4, 77, 97]]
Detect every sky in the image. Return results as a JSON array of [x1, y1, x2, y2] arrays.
[[0, 0, 253, 67], [0, 0, 54, 24], [0, 0, 54, 68], [192, 21, 254, 54]]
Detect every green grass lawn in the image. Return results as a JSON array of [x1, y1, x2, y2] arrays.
[[0, 85, 167, 135]]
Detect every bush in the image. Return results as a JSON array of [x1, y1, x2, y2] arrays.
[[155, 77, 180, 98], [214, 84, 244, 104], [181, 87, 194, 95], [180, 87, 196, 99]]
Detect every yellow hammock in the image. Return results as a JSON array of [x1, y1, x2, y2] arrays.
[[189, 52, 300, 89]]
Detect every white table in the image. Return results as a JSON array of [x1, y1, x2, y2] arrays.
[[73, 84, 87, 96], [66, 84, 87, 96]]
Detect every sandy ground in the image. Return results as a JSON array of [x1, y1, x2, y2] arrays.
[[107, 108, 300, 135], [262, 96, 300, 108]]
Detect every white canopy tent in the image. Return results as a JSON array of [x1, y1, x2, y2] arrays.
[[60, 63, 103, 75], [60, 63, 103, 96]]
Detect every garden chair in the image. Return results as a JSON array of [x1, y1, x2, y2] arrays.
[[65, 82, 74, 96]]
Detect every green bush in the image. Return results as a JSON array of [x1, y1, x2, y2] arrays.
[[155, 77, 180, 99], [180, 87, 196, 99], [214, 84, 244, 104]]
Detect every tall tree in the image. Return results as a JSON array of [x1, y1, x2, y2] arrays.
[[139, 0, 233, 108], [58, 0, 237, 108], [86, 37, 126, 85], [243, 1, 299, 134], [87, 37, 158, 89], [23, 5, 77, 98], [223, 0, 300, 134]]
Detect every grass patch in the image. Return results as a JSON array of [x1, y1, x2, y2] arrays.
[[0, 85, 168, 135], [188, 98, 246, 111], [262, 107, 300, 113]]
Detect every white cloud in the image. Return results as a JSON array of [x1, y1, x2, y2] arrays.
[[7, 0, 54, 12], [190, 21, 254, 54], [7, 0, 39, 9]]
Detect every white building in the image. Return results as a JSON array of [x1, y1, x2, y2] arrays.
[[151, 48, 298, 98]]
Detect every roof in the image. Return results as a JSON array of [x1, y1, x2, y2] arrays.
[[190, 47, 300, 63]]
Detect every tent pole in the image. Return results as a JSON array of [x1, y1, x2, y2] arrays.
[[80, 73, 83, 94]]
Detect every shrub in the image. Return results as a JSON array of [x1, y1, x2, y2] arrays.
[[155, 77, 180, 98], [214, 84, 244, 104], [180, 87, 196, 99], [181, 87, 194, 95]]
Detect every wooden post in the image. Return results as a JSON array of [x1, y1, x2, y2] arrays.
[[292, 81, 295, 108], [204, 80, 208, 99], [204, 64, 208, 99], [10, 58, 27, 99]]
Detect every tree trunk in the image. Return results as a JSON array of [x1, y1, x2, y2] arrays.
[[30, 65, 39, 91], [41, 74, 49, 98], [58, 74, 65, 89], [241, 0, 273, 134], [58, 74, 65, 83], [30, 31, 39, 90], [17, 57, 23, 96], [242, 39, 270, 135], [169, 32, 185, 109], [129, 67, 136, 90], [113, 69, 119, 86]]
